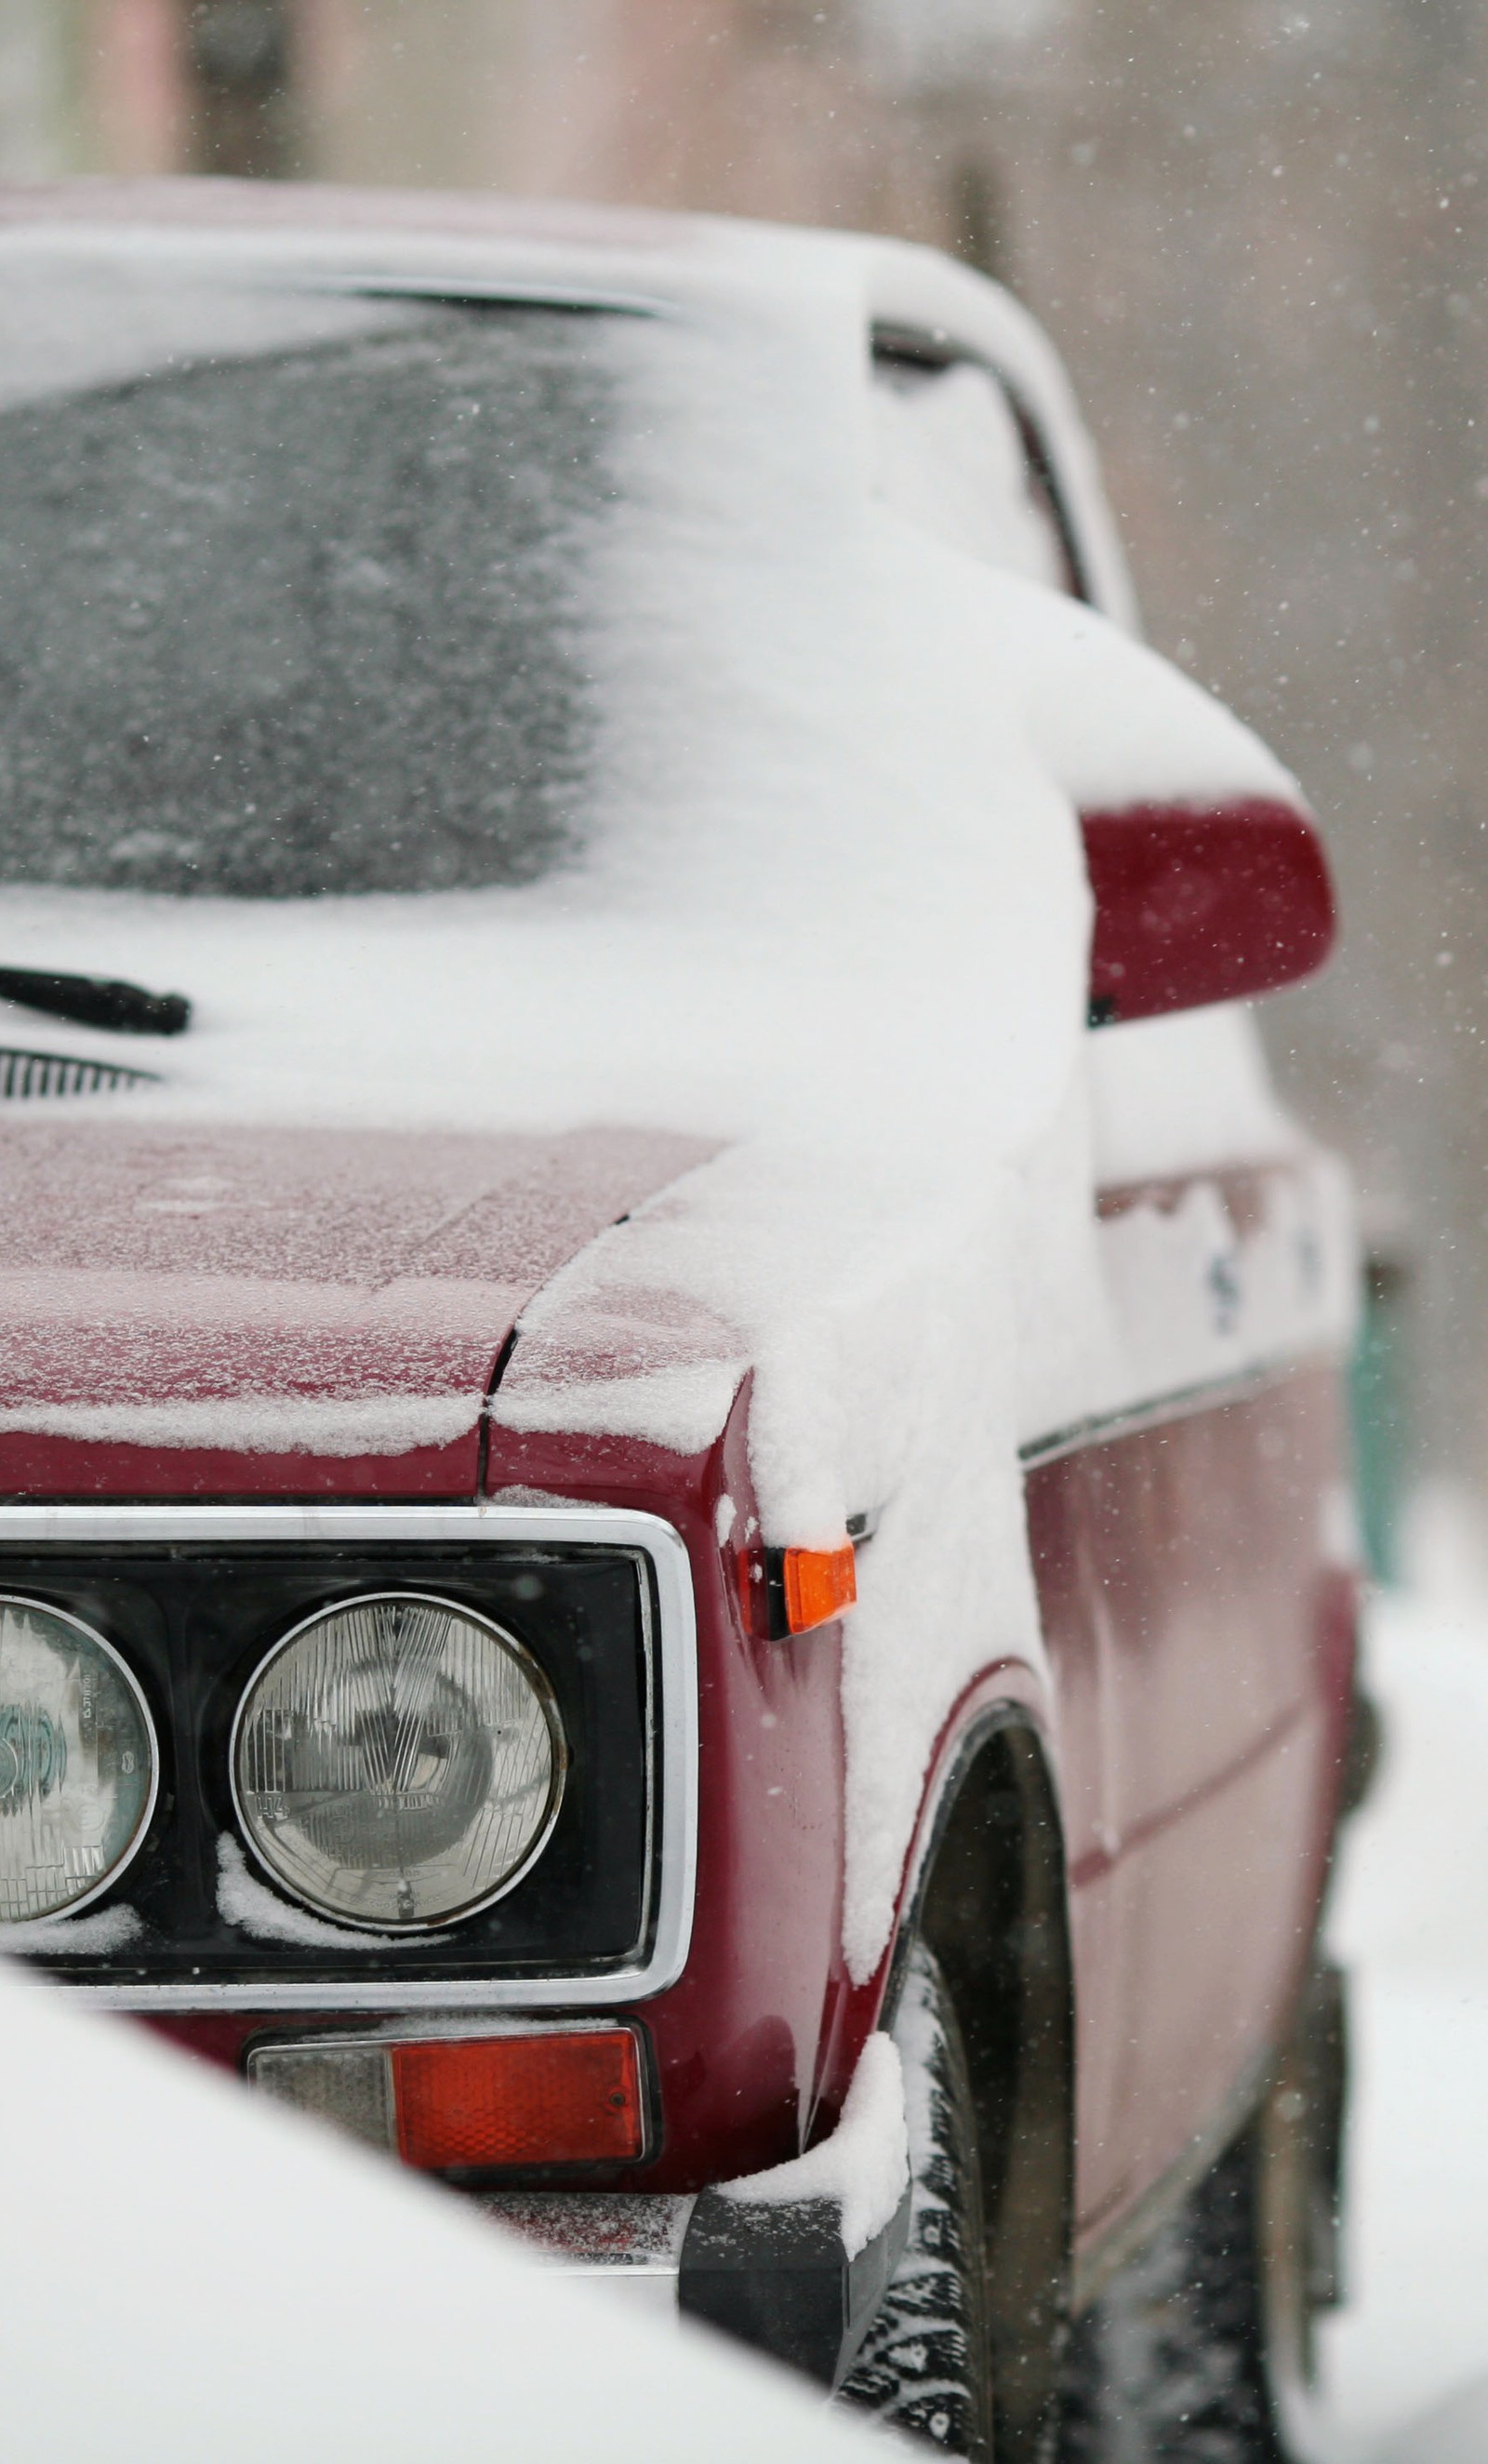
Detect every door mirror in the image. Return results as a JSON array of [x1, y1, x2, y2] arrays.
[[1082, 796, 1336, 1026]]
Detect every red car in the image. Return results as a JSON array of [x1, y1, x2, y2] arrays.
[[0, 183, 1356, 2461]]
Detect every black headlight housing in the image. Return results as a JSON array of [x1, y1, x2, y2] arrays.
[[3, 1536, 658, 1991]]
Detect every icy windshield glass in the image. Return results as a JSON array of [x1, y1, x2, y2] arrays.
[[0, 257, 629, 897]]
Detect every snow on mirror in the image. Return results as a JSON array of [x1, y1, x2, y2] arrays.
[[232, 1593, 567, 1931], [0, 1598, 158, 1923]]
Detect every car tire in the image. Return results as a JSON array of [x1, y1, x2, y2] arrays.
[[838, 1939, 996, 2460], [1056, 1964, 1348, 2464]]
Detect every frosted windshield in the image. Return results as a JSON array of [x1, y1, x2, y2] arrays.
[[0, 267, 625, 898]]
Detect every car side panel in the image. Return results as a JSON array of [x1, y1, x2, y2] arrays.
[[1029, 1362, 1355, 2244]]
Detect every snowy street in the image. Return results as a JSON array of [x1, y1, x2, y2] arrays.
[[1319, 1567, 1488, 2460]]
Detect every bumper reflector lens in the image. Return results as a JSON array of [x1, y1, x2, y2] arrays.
[[393, 2030, 644, 2171], [248, 2025, 646, 2173], [782, 1543, 857, 1636]]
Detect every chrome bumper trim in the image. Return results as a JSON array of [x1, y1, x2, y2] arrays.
[[477, 2191, 692, 2324], [475, 2189, 695, 2277]]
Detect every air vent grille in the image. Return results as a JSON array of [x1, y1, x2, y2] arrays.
[[0, 1047, 156, 1099]]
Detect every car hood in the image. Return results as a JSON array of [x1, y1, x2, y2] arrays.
[[0, 1116, 713, 1498]]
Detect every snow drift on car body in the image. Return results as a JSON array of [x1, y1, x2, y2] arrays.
[[0, 201, 1353, 1984]]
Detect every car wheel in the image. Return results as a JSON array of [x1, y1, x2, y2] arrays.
[[1056, 1964, 1348, 2464], [838, 1939, 996, 2460]]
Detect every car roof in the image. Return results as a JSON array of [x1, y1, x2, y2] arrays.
[[0, 179, 1136, 625]]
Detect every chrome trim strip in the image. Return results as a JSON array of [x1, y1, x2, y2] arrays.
[[250, 2012, 647, 2047], [1017, 1354, 1327, 1472], [0, 1502, 698, 2015]]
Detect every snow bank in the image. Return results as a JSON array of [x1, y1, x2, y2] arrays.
[[722, 2030, 910, 2259], [0, 1954, 886, 2462], [1375, 2375, 1488, 2464], [1318, 1586, 1488, 2457]]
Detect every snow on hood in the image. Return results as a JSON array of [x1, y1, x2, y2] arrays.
[[0, 1119, 710, 1477]]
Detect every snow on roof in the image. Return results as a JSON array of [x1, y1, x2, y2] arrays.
[[0, 179, 1136, 624]]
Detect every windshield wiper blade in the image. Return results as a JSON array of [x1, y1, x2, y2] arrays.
[[0, 966, 191, 1037]]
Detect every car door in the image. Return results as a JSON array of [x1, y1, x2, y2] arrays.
[[1086, 1168, 1351, 2197], [1034, 1113, 1355, 2251]]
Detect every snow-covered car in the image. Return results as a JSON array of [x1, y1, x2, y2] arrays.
[[0, 182, 1356, 2459]]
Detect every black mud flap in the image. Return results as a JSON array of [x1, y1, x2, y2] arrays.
[[678, 2183, 912, 2391]]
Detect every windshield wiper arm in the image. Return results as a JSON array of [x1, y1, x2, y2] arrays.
[[0, 966, 191, 1037]]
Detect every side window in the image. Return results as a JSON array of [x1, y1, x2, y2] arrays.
[[870, 337, 1083, 596]]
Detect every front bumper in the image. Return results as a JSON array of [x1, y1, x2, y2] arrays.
[[478, 2185, 911, 2390]]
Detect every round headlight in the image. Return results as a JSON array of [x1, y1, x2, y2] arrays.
[[232, 1592, 566, 1932], [0, 1596, 157, 1924]]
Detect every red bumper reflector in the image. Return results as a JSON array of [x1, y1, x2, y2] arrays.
[[392, 2029, 644, 2171], [782, 1542, 857, 1635]]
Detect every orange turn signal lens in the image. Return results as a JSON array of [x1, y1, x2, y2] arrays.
[[391, 2028, 645, 2172], [782, 1542, 857, 1636]]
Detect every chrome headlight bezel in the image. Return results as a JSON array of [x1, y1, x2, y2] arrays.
[[0, 1503, 694, 2014], [229, 1589, 569, 1935], [0, 1592, 159, 1924]]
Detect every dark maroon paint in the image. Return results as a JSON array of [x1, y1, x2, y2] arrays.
[[1083, 796, 1337, 1022], [0, 1119, 712, 1499], [1029, 1363, 1355, 2245], [140, 1329, 1356, 2255]]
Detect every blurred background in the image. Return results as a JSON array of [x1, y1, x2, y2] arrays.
[[3, 15, 1487, 2451], [2, 0, 1483, 1577]]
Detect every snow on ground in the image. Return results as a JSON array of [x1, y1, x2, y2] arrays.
[[0, 1951, 890, 2464], [1316, 1542, 1488, 2460]]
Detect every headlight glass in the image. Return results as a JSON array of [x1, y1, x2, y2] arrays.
[[0, 1596, 157, 1923], [232, 1592, 566, 1931]]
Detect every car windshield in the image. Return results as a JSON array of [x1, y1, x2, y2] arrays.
[[0, 261, 628, 898]]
